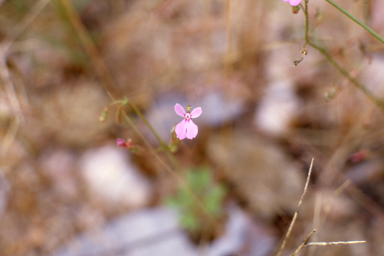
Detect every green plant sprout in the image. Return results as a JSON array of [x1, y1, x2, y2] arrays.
[[166, 167, 227, 238]]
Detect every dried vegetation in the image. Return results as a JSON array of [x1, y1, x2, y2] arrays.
[[1, 0, 384, 255]]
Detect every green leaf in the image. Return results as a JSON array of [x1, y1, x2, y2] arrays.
[[164, 166, 227, 234], [187, 168, 211, 192], [204, 185, 227, 216], [180, 212, 199, 232]]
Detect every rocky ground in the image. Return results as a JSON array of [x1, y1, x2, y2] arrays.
[[1, 0, 384, 255]]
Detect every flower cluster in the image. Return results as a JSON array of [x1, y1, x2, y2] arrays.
[[174, 103, 202, 140]]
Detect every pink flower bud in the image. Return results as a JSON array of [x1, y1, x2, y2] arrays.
[[116, 138, 127, 147]]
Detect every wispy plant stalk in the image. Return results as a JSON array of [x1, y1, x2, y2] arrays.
[[300, 0, 384, 110], [325, 0, 384, 45]]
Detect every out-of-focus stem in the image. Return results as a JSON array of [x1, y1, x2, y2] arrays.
[[307, 42, 384, 108], [121, 110, 216, 225], [58, 0, 120, 97], [304, 0, 309, 43], [127, 102, 180, 170], [60, 0, 180, 165], [128, 102, 168, 150], [301, 0, 384, 110], [325, 0, 384, 45]]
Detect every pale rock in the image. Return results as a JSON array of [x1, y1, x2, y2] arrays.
[[208, 205, 276, 256], [53, 205, 275, 256], [53, 207, 198, 256], [360, 56, 384, 98], [207, 129, 304, 219], [254, 80, 299, 136], [198, 92, 244, 127], [41, 149, 78, 198], [79, 145, 152, 209]]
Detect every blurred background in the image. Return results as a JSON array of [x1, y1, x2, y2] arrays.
[[1, 0, 384, 255]]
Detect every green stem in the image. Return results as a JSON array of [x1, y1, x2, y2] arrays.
[[127, 102, 180, 169], [325, 0, 384, 45], [120, 112, 216, 225], [60, 0, 182, 164], [308, 42, 384, 108], [121, 109, 180, 170], [128, 102, 168, 150], [301, 0, 384, 109], [304, 0, 309, 43]]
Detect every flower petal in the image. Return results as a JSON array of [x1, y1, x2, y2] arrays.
[[174, 103, 185, 117], [186, 120, 198, 139], [191, 107, 202, 118], [284, 0, 301, 6], [289, 0, 301, 6], [175, 119, 187, 140]]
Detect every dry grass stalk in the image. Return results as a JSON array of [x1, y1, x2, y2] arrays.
[[291, 230, 365, 256], [0, 0, 51, 155], [276, 158, 366, 256], [275, 158, 314, 256], [305, 241, 366, 246], [289, 229, 316, 256]]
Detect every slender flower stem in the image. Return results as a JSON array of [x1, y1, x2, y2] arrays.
[[120, 111, 217, 226], [304, 0, 309, 43], [60, 0, 181, 166], [325, 0, 384, 45], [127, 102, 180, 170], [307, 42, 384, 108], [128, 102, 169, 150], [60, 0, 217, 230], [59, 0, 120, 98], [300, 0, 384, 110]]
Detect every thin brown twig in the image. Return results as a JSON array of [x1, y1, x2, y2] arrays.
[[289, 229, 316, 256], [224, 0, 232, 80], [61, 0, 181, 169], [0, 0, 51, 154], [1, 0, 51, 117], [58, 0, 120, 98], [290, 230, 365, 255], [309, 179, 351, 256], [0, 47, 23, 121], [318, 180, 351, 229], [0, 116, 19, 157], [305, 240, 366, 246], [60, 0, 177, 164], [0, 47, 22, 156], [6, 0, 51, 46], [276, 158, 314, 256]]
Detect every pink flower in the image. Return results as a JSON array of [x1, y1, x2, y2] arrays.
[[116, 138, 132, 148], [174, 103, 202, 140], [283, 0, 301, 6], [117, 138, 127, 147]]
